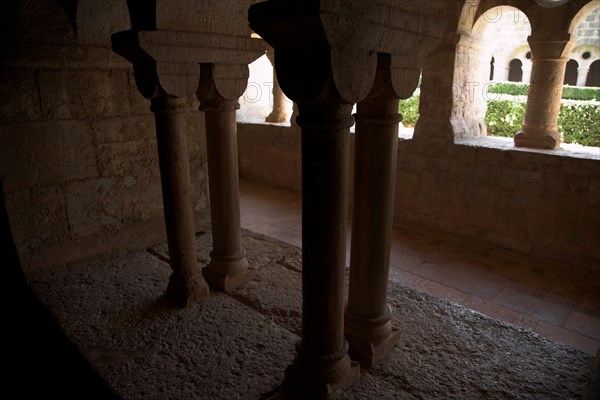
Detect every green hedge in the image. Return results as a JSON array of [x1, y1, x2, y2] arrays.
[[485, 99, 600, 147], [487, 82, 600, 101], [484, 99, 526, 138], [399, 94, 600, 147], [398, 89, 420, 127]]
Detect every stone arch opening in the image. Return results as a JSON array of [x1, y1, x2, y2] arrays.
[[586, 59, 600, 86], [564, 59, 579, 85], [489, 56, 495, 80], [473, 5, 531, 84], [508, 59, 524, 82], [237, 48, 293, 125]]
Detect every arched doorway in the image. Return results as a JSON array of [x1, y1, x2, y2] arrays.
[[586, 60, 600, 87], [564, 59, 579, 85], [508, 59, 523, 82], [489, 57, 495, 81]]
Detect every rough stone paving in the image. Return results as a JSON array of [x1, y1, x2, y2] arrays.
[[29, 230, 595, 400]]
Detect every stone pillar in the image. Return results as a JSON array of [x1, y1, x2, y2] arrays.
[[515, 37, 575, 149], [493, 54, 510, 82], [265, 46, 288, 123], [281, 97, 360, 399], [198, 63, 255, 291], [151, 93, 210, 307], [577, 66, 590, 87], [414, 33, 487, 143], [522, 60, 533, 84], [345, 54, 401, 368]]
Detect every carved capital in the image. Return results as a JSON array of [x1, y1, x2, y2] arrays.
[[123, 60, 200, 100], [355, 54, 403, 124], [528, 34, 576, 60], [197, 63, 249, 112]]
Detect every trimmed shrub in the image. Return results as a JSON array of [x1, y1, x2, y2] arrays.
[[558, 100, 600, 147], [484, 99, 526, 138], [398, 89, 420, 127], [486, 98, 600, 147], [399, 93, 600, 147], [487, 82, 600, 101]]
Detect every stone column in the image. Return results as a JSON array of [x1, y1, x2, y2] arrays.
[[577, 66, 590, 87], [345, 54, 401, 368], [522, 60, 533, 84], [265, 46, 288, 123], [414, 33, 487, 143], [515, 37, 575, 149], [281, 97, 360, 399], [197, 63, 255, 291], [151, 93, 210, 307], [493, 54, 510, 82]]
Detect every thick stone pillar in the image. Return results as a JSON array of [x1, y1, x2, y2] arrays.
[[414, 33, 487, 143], [198, 63, 255, 291], [281, 96, 360, 399], [151, 94, 210, 307], [345, 54, 401, 368], [515, 37, 575, 149], [265, 47, 288, 123]]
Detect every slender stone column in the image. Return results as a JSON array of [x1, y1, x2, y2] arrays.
[[151, 95, 210, 307], [493, 54, 510, 82], [515, 37, 575, 149], [265, 47, 288, 123], [198, 64, 255, 292], [345, 55, 401, 368], [577, 66, 590, 87], [281, 99, 360, 399], [522, 60, 533, 84]]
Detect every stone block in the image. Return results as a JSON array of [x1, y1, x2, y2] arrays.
[[65, 178, 122, 238], [0, 67, 42, 122], [0, 0, 76, 47], [4, 185, 70, 256], [97, 139, 159, 178], [91, 114, 155, 144], [76, 0, 130, 47], [38, 69, 131, 120], [0, 120, 98, 192], [119, 170, 164, 223]]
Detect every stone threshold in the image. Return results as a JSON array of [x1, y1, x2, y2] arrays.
[[26, 229, 595, 399]]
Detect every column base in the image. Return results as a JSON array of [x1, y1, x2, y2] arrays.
[[278, 341, 361, 400], [164, 272, 210, 308], [266, 111, 288, 123], [347, 327, 401, 368], [202, 256, 256, 291], [344, 308, 400, 368], [514, 130, 561, 150]]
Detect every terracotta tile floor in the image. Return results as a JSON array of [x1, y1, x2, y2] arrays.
[[239, 179, 600, 355]]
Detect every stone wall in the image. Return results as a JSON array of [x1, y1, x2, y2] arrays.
[[576, 7, 600, 47], [0, 0, 210, 271], [237, 123, 600, 270]]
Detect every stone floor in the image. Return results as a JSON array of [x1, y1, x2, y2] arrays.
[[24, 230, 596, 399], [239, 179, 600, 355]]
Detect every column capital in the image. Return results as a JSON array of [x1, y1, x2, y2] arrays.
[[527, 34, 576, 60], [355, 53, 404, 124], [197, 63, 249, 112]]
